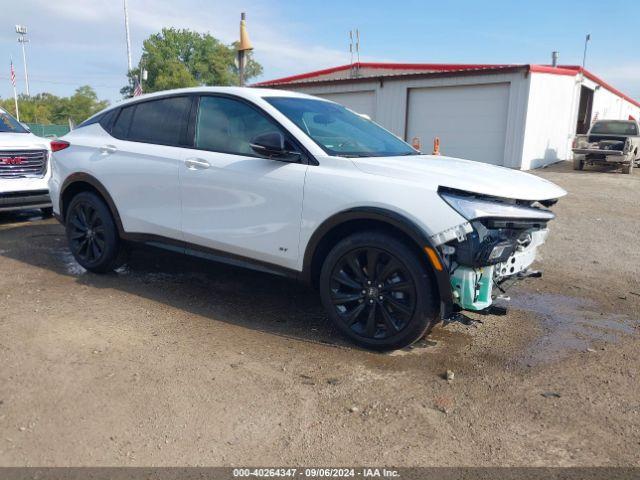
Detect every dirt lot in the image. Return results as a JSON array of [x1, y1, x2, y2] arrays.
[[0, 161, 639, 467]]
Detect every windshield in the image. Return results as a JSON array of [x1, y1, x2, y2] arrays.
[[265, 97, 418, 157], [590, 121, 638, 136], [0, 109, 28, 133]]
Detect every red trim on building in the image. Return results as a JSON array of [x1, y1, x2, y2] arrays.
[[254, 62, 640, 109], [252, 62, 513, 86], [528, 65, 576, 76], [578, 68, 640, 109]]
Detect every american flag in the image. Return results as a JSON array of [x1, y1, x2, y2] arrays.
[[10, 60, 16, 87], [133, 77, 143, 97]]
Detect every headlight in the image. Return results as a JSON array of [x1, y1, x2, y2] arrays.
[[440, 191, 555, 222]]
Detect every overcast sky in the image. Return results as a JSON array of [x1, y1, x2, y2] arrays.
[[2, 0, 639, 105]]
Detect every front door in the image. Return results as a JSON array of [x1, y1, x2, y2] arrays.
[[179, 95, 308, 270]]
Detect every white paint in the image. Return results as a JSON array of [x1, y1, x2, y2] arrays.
[[520, 73, 578, 170], [406, 83, 510, 165], [51, 86, 565, 274]]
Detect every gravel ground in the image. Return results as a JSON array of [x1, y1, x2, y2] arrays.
[[0, 161, 638, 466]]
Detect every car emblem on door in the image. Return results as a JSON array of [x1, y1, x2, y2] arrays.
[[1, 156, 27, 165]]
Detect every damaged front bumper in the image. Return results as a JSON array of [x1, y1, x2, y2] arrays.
[[430, 188, 559, 316], [572, 148, 632, 164], [447, 228, 548, 311]]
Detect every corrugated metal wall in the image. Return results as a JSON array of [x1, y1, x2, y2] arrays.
[[280, 70, 531, 169]]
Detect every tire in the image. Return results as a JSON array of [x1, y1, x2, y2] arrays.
[[319, 231, 439, 351], [41, 207, 53, 217], [622, 161, 634, 175], [573, 158, 584, 171], [65, 191, 126, 273]]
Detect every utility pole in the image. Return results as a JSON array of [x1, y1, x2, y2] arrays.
[[237, 12, 253, 87], [123, 0, 133, 72], [15, 25, 30, 96], [582, 33, 591, 70]]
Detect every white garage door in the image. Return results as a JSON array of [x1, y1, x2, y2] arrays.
[[316, 90, 376, 120], [406, 83, 510, 165]]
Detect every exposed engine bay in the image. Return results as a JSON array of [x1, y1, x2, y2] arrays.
[[437, 188, 557, 313]]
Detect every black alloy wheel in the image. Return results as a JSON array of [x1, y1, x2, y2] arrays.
[[68, 201, 107, 264], [329, 247, 416, 340], [65, 191, 125, 273], [320, 231, 438, 350]]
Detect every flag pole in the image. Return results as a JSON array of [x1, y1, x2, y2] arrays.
[[13, 83, 19, 121], [10, 57, 19, 121]]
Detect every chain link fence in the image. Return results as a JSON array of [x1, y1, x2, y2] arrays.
[[25, 123, 70, 138]]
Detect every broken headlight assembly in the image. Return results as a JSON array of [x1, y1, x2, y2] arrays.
[[439, 190, 556, 226]]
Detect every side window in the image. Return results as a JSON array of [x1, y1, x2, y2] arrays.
[[195, 96, 293, 157], [98, 109, 117, 131], [128, 96, 192, 146], [111, 106, 134, 139]]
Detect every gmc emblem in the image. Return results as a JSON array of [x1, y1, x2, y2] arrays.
[[1, 156, 27, 165]]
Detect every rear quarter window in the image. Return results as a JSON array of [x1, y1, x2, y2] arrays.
[[111, 106, 135, 139], [127, 96, 192, 146]]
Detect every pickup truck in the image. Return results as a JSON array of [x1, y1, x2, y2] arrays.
[[572, 119, 640, 174]]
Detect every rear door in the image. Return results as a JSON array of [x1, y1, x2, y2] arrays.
[[99, 95, 193, 239], [179, 94, 308, 270]]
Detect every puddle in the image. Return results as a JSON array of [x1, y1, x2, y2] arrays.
[[508, 292, 639, 365], [0, 209, 49, 227], [386, 325, 470, 358], [54, 248, 87, 276]]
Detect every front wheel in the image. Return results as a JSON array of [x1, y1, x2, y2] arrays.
[[65, 191, 126, 273], [319, 231, 439, 351]]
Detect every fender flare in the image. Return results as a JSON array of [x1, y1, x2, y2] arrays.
[[59, 173, 125, 235], [301, 207, 453, 306]]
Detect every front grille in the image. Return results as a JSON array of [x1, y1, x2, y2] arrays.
[[0, 150, 48, 178]]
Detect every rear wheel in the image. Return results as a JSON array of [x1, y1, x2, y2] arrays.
[[319, 231, 439, 351], [65, 191, 126, 273]]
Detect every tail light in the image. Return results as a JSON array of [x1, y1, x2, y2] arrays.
[[572, 138, 577, 148], [51, 140, 70, 152]]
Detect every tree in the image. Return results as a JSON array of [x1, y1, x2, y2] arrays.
[[0, 86, 109, 125], [121, 28, 263, 97]]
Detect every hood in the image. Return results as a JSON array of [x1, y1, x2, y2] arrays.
[[353, 155, 567, 201], [0, 132, 50, 150]]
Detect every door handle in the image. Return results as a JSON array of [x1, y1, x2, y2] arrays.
[[100, 145, 117, 154], [185, 158, 211, 170]]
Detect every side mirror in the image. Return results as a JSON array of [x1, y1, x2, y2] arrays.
[[20, 122, 31, 132], [250, 132, 300, 161]]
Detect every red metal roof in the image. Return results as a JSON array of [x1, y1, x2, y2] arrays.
[[254, 62, 640, 109]]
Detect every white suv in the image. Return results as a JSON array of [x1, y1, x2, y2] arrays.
[[49, 87, 565, 350], [0, 107, 52, 215]]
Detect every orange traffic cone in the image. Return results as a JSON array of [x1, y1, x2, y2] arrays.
[[432, 137, 441, 155]]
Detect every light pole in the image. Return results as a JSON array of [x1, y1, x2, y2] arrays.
[[15, 25, 30, 96], [123, 0, 133, 72]]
